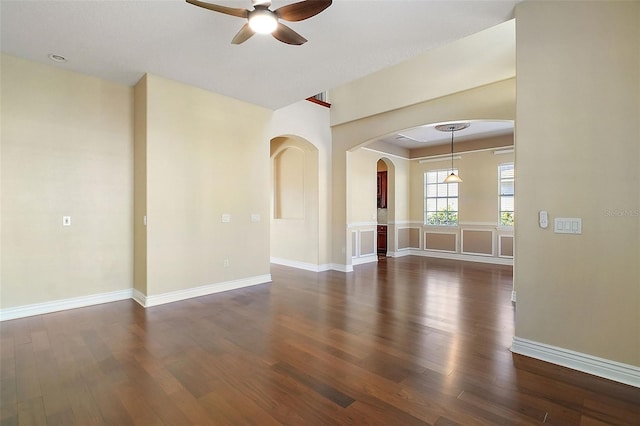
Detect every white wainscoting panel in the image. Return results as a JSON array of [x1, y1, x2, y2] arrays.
[[359, 229, 376, 256], [424, 231, 457, 253], [499, 234, 514, 258], [461, 228, 495, 256]]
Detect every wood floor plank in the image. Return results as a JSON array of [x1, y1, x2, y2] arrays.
[[88, 380, 134, 426], [271, 361, 356, 408], [16, 397, 46, 426], [65, 385, 104, 426], [456, 389, 542, 425], [165, 388, 218, 426], [1, 377, 18, 425], [0, 257, 638, 425], [198, 385, 281, 426], [13, 344, 40, 403], [114, 381, 165, 426], [44, 409, 76, 426], [581, 393, 640, 425], [343, 399, 430, 425]]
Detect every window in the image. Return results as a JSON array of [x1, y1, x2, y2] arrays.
[[424, 169, 458, 225], [499, 162, 514, 226]]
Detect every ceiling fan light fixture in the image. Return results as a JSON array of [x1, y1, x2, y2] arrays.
[[248, 9, 278, 33], [187, 0, 331, 45]]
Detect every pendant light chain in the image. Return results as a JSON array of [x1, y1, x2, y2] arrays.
[[450, 129, 455, 174], [436, 122, 468, 184]]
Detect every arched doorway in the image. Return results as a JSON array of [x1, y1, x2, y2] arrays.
[[376, 158, 394, 257]]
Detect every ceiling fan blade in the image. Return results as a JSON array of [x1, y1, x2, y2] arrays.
[[186, 0, 248, 18], [275, 0, 332, 22], [231, 23, 255, 44], [272, 23, 307, 45]]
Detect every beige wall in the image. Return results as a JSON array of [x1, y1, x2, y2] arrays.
[[133, 75, 148, 296], [143, 74, 272, 296], [515, 1, 639, 365], [270, 137, 320, 266], [388, 156, 410, 226], [1, 54, 133, 308], [347, 148, 380, 224]]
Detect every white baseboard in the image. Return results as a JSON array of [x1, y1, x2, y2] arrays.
[[132, 288, 147, 307], [412, 249, 514, 266], [352, 254, 378, 266], [140, 274, 272, 308], [270, 257, 331, 272], [1, 275, 272, 320], [387, 250, 411, 258], [0, 289, 133, 321], [511, 337, 640, 388], [269, 257, 353, 273], [329, 263, 354, 273]]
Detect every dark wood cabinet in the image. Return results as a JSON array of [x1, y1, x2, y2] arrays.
[[377, 225, 387, 255], [377, 171, 387, 208]]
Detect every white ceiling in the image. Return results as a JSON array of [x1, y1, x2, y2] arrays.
[[378, 120, 514, 150], [1, 0, 522, 110]]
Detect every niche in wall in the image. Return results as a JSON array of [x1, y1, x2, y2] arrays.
[[273, 146, 304, 219]]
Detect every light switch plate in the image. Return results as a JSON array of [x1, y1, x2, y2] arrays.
[[251, 214, 260, 222], [63, 216, 71, 226], [554, 217, 582, 234]]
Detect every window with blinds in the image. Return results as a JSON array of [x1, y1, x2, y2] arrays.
[[499, 163, 514, 226], [424, 169, 459, 226]]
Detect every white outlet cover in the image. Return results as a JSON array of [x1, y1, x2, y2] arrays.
[[222, 214, 231, 223]]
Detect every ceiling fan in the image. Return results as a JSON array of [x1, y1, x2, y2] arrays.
[[186, 0, 332, 45]]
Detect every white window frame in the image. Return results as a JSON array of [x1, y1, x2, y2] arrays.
[[424, 169, 459, 226], [499, 162, 514, 226]]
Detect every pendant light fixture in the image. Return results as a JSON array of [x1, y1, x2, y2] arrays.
[[435, 123, 469, 183]]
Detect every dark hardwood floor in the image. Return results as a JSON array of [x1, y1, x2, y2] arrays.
[[1, 256, 639, 425]]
